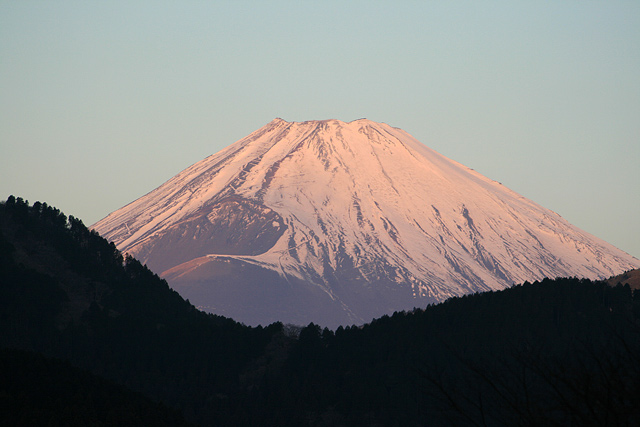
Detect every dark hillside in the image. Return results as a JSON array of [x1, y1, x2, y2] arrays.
[[262, 278, 640, 426], [0, 196, 281, 425], [608, 268, 640, 290], [1, 195, 639, 426], [0, 348, 191, 426]]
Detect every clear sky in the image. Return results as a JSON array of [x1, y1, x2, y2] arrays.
[[1, 1, 639, 259]]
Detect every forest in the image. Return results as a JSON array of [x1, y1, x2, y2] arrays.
[[1, 196, 639, 426]]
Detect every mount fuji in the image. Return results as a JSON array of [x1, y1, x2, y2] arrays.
[[92, 118, 639, 327]]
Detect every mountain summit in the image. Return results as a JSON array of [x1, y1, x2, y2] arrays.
[[93, 118, 639, 327]]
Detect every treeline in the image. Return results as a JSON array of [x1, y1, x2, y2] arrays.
[[0, 196, 281, 426], [1, 196, 639, 426], [262, 278, 640, 426]]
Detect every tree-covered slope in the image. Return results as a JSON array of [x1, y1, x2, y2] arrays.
[[0, 348, 192, 426], [265, 277, 640, 426], [0, 196, 281, 426], [2, 195, 639, 426]]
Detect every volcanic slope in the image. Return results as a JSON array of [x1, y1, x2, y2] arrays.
[[93, 118, 639, 327]]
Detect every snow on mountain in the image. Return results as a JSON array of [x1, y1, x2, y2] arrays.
[[92, 118, 640, 327]]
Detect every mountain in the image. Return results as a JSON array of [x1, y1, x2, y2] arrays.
[[608, 268, 640, 290], [92, 118, 639, 327]]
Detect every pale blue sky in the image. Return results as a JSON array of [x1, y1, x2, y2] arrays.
[[1, 1, 639, 258]]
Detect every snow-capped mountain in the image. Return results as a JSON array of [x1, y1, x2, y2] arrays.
[[92, 118, 639, 327]]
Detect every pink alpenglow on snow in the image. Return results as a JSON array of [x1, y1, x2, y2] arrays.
[[92, 119, 640, 328]]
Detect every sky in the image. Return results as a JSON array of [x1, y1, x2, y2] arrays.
[[1, 1, 639, 259]]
